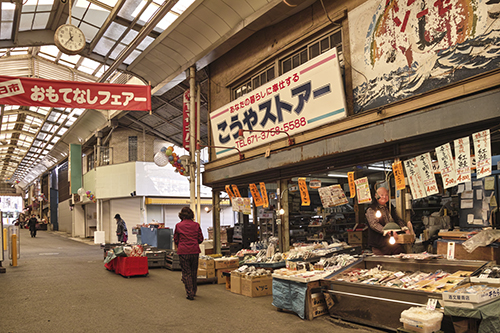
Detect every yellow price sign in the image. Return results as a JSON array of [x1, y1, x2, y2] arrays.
[[249, 183, 264, 207], [298, 177, 310, 206], [231, 184, 241, 198], [348, 172, 356, 198], [392, 161, 406, 190], [260, 182, 269, 208]]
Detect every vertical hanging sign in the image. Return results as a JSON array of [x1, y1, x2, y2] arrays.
[[354, 177, 372, 204], [416, 152, 439, 195], [231, 184, 241, 198], [435, 143, 458, 189], [249, 183, 264, 207], [298, 178, 310, 206], [454, 137, 471, 184], [473, 130, 492, 179], [392, 161, 406, 191], [225, 185, 234, 200], [182, 89, 197, 151], [348, 172, 356, 198], [404, 158, 427, 199], [260, 182, 269, 208]]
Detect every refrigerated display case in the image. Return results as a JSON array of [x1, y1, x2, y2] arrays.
[[323, 256, 489, 331]]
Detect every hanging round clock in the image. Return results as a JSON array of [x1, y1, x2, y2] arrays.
[[54, 24, 86, 55]]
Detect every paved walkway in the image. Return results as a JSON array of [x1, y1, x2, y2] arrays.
[[1, 228, 384, 333]]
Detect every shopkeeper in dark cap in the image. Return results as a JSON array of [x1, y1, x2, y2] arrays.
[[366, 187, 413, 255], [115, 214, 128, 243]]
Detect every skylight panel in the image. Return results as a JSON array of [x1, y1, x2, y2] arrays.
[[171, 0, 195, 14], [59, 53, 80, 65], [155, 12, 177, 32], [32, 12, 50, 30], [19, 14, 34, 31]]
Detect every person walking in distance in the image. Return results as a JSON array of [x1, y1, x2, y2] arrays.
[[115, 214, 128, 243], [174, 207, 203, 300], [28, 214, 38, 238]]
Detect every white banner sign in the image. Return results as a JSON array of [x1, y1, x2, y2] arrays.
[[473, 130, 492, 179], [210, 48, 347, 158], [404, 158, 426, 199], [454, 136, 471, 184], [435, 143, 457, 189], [416, 152, 438, 195]]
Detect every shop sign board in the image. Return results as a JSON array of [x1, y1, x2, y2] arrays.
[[435, 143, 458, 189], [454, 136, 471, 184], [348, 172, 356, 198], [404, 158, 426, 199], [392, 161, 406, 191], [473, 130, 491, 179], [210, 48, 346, 158], [182, 89, 198, 151], [354, 177, 371, 204], [318, 184, 348, 208], [298, 178, 310, 206], [416, 152, 438, 195], [260, 182, 269, 208], [249, 183, 264, 207], [0, 75, 151, 111]]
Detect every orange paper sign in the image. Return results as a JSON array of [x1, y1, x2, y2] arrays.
[[298, 177, 310, 206], [260, 182, 269, 208], [231, 184, 241, 198], [392, 161, 406, 190], [348, 172, 356, 198], [225, 185, 234, 199], [249, 183, 264, 207]]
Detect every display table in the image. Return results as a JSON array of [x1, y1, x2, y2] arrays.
[[444, 298, 500, 333], [105, 257, 148, 277]]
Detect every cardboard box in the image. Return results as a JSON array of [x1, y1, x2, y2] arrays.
[[347, 229, 367, 245], [312, 305, 329, 318], [310, 293, 326, 307], [442, 283, 500, 303], [231, 272, 241, 294], [216, 269, 232, 284], [197, 268, 215, 279], [396, 233, 415, 244], [241, 275, 272, 297], [214, 258, 239, 269], [198, 258, 215, 270]]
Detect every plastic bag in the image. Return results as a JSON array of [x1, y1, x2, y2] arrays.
[[462, 229, 500, 253]]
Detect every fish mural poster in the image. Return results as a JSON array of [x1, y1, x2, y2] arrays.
[[349, 0, 500, 113]]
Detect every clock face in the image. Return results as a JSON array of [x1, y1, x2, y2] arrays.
[[55, 24, 86, 55]]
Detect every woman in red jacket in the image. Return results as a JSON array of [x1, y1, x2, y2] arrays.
[[174, 206, 204, 300]]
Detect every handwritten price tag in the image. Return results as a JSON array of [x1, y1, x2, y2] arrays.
[[426, 298, 438, 311]]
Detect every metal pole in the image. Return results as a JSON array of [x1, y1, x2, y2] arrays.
[[196, 83, 201, 223], [11, 234, 17, 267], [189, 66, 196, 215]]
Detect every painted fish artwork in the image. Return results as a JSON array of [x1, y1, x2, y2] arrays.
[[349, 0, 500, 113]]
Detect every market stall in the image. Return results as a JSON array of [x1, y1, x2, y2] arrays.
[[323, 255, 489, 331]]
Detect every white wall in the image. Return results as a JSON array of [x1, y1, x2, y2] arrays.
[[135, 162, 212, 197], [96, 162, 136, 199], [58, 199, 72, 233]]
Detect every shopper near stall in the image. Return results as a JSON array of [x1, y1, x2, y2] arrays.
[[366, 187, 413, 255], [174, 206, 203, 300], [28, 214, 38, 238], [115, 214, 128, 243]]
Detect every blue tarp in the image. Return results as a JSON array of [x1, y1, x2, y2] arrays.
[[272, 278, 308, 319]]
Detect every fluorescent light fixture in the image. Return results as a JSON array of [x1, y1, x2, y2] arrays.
[[327, 173, 348, 178], [368, 166, 391, 171]]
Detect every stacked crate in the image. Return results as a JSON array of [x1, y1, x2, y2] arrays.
[[145, 250, 166, 268], [165, 250, 181, 270]]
